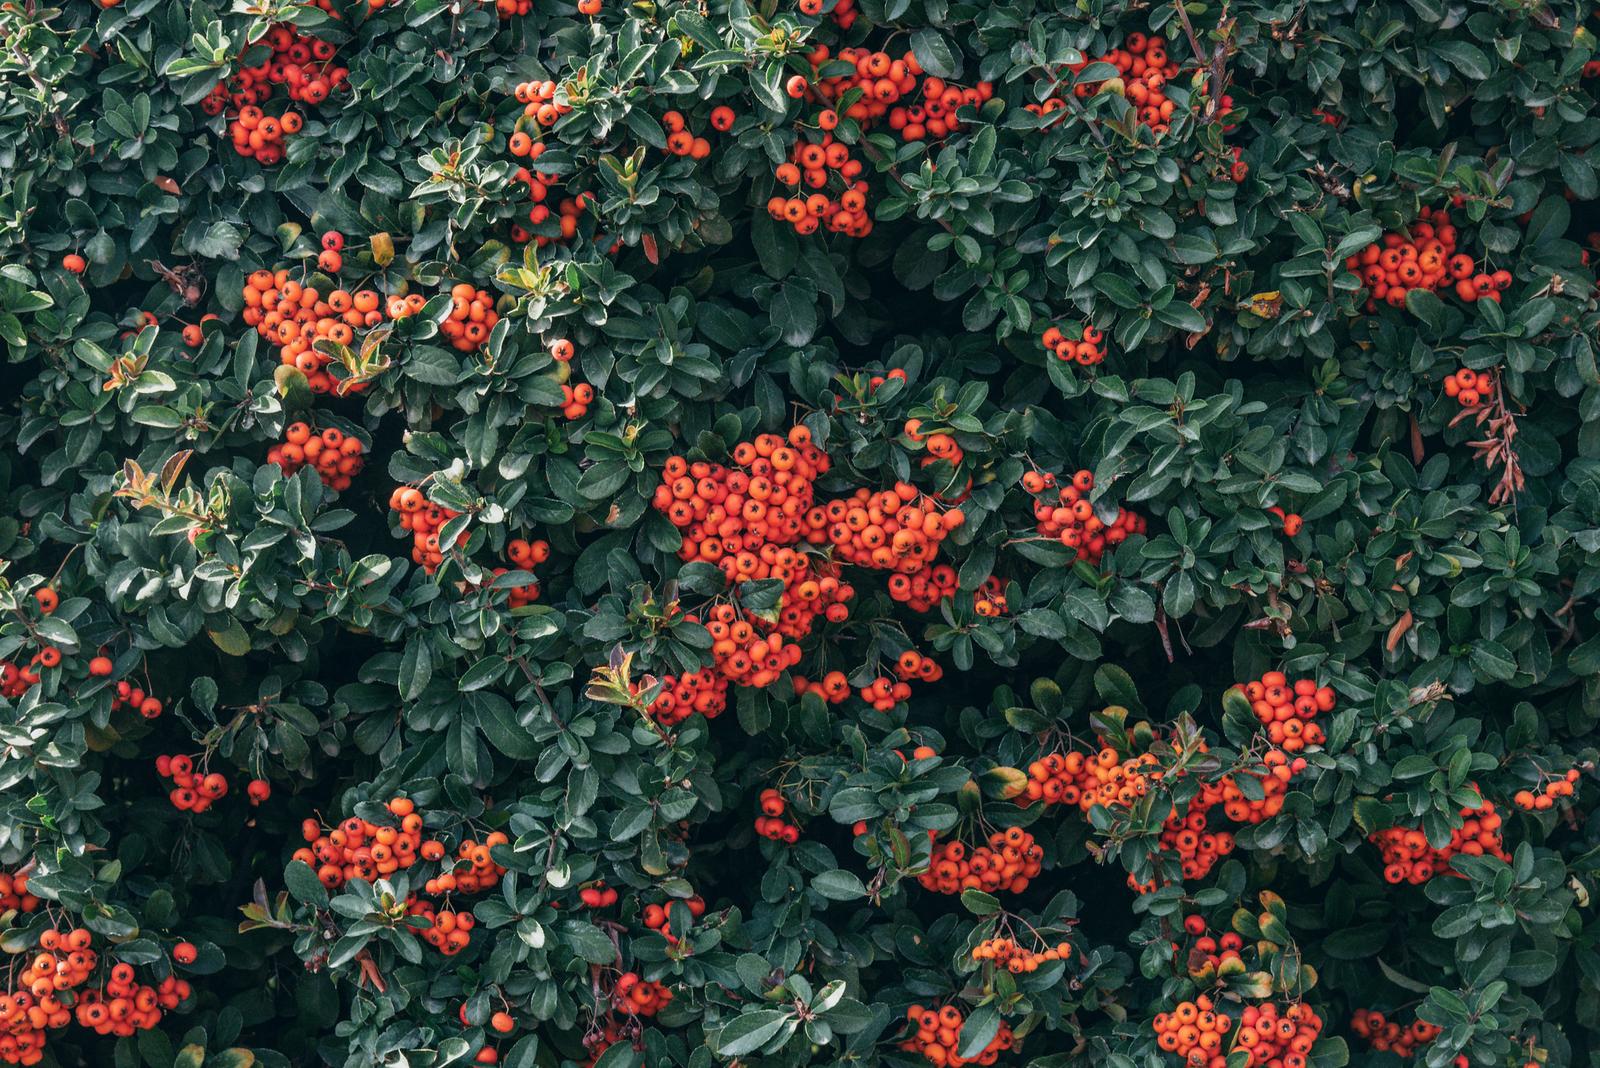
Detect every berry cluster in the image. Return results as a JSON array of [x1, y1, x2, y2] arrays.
[[241, 269, 385, 394], [1443, 367, 1496, 410], [72, 960, 187, 1039], [612, 973, 672, 1017], [1152, 996, 1232, 1065], [406, 901, 476, 956], [291, 796, 440, 890], [1039, 323, 1106, 367], [660, 109, 712, 159], [1229, 1002, 1324, 1067], [900, 1004, 1016, 1067], [754, 788, 800, 843], [506, 83, 593, 248], [203, 25, 347, 165], [971, 575, 1009, 617], [646, 668, 729, 726], [267, 423, 365, 491], [388, 487, 463, 574], [1343, 208, 1509, 310], [823, 485, 965, 574], [155, 755, 230, 813], [1369, 794, 1510, 884], [1028, 469, 1148, 566], [578, 882, 619, 908], [1178, 914, 1244, 973], [494, 537, 549, 608], [886, 562, 958, 611], [918, 828, 1043, 895], [970, 936, 1072, 973], [768, 133, 871, 237], [432, 284, 499, 353], [1349, 1009, 1441, 1058], [559, 381, 596, 420], [0, 872, 37, 914], [0, 652, 52, 698], [1234, 672, 1333, 753], [1044, 33, 1189, 134], [1513, 768, 1580, 810], [111, 679, 164, 719], [798, 46, 992, 144], [857, 649, 944, 712], [641, 894, 704, 945], [420, 832, 509, 897]]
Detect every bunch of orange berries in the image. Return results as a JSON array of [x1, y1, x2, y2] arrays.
[[292, 796, 441, 890], [900, 1004, 1017, 1067], [1369, 793, 1510, 884], [918, 827, 1043, 895], [438, 284, 501, 354], [755, 788, 800, 843], [970, 936, 1071, 974], [0, 656, 48, 698], [1349, 1010, 1441, 1058], [790, 670, 853, 705], [240, 269, 386, 394], [1233, 672, 1333, 753], [612, 973, 672, 1017], [641, 894, 705, 946], [1218, 749, 1306, 824], [493, 0, 529, 16], [655, 429, 828, 566], [886, 562, 959, 612], [0, 872, 37, 914], [111, 679, 164, 719], [1152, 996, 1232, 1066], [1343, 207, 1509, 310], [71, 961, 185, 1038], [798, 46, 991, 144], [972, 575, 1009, 617], [1027, 468, 1147, 566], [388, 487, 463, 574], [1513, 768, 1581, 810], [406, 900, 476, 956], [155, 754, 229, 813], [202, 25, 347, 164], [559, 382, 596, 420], [267, 422, 365, 490], [821, 484, 966, 575], [768, 133, 872, 237], [660, 110, 712, 159], [1228, 1002, 1324, 1068], [1178, 914, 1244, 972], [858, 649, 944, 711], [800, 0, 858, 28], [1443, 366, 1496, 409], [491, 537, 549, 608], [507, 83, 595, 248], [421, 832, 509, 897], [578, 882, 619, 908], [1034, 33, 1184, 133], [646, 667, 729, 726], [1039, 323, 1106, 366]]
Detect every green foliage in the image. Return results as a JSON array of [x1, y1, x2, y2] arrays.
[[0, 0, 1598, 1067]]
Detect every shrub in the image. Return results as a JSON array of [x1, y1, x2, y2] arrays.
[[0, 0, 1597, 1067]]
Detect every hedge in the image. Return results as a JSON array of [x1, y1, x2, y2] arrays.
[[0, 0, 1597, 1067]]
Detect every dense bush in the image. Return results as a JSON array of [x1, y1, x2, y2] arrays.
[[1, 0, 1599, 1066]]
